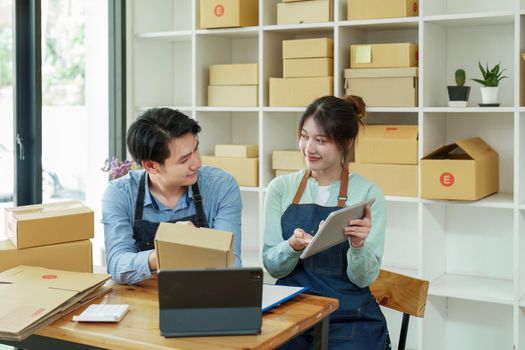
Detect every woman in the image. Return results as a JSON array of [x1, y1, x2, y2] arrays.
[[263, 95, 389, 349]]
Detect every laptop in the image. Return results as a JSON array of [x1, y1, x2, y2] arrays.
[[158, 268, 263, 337]]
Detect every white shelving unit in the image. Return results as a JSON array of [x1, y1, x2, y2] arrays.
[[127, 1, 525, 348]]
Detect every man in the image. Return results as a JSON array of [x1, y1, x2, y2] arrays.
[[102, 108, 242, 284]]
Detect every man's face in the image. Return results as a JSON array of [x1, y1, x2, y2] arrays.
[[157, 133, 201, 187]]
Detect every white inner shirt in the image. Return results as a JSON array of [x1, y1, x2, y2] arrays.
[[316, 186, 331, 206]]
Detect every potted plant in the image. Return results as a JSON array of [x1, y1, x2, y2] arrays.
[[472, 62, 507, 106], [447, 68, 470, 107]]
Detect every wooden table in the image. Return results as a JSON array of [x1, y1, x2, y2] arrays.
[[5, 278, 339, 350]]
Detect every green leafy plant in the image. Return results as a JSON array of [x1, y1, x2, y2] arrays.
[[472, 62, 507, 87], [455, 69, 466, 87]]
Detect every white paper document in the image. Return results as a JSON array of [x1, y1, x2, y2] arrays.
[[262, 284, 307, 312]]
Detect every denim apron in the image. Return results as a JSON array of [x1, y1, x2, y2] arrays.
[[278, 169, 389, 350], [133, 172, 208, 252]]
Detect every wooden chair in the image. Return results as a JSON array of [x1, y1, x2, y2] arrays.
[[369, 269, 429, 350]]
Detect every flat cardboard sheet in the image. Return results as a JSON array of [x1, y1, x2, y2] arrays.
[[0, 266, 110, 341]]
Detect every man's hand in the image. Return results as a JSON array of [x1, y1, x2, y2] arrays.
[[148, 250, 158, 271]]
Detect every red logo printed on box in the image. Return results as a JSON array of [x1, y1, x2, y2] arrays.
[[413, 2, 418, 12], [440, 172, 454, 187], [214, 4, 224, 17], [42, 274, 58, 279]]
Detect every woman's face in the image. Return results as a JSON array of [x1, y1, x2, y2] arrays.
[[299, 116, 342, 173]]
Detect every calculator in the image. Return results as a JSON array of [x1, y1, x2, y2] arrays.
[[72, 304, 130, 322]]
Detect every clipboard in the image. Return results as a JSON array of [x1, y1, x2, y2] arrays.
[[300, 198, 376, 259]]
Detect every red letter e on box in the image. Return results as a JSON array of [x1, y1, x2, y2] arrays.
[[440, 172, 454, 187]]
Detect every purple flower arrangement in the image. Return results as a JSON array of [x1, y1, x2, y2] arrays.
[[102, 157, 142, 180]]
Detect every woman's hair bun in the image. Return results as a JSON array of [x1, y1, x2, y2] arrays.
[[343, 95, 366, 125]]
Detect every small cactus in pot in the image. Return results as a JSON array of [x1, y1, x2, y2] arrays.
[[447, 68, 471, 107]]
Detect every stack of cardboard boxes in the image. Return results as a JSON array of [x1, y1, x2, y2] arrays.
[[1, 200, 94, 273], [345, 42, 418, 107], [208, 63, 258, 106], [277, 0, 333, 25], [202, 144, 259, 187], [272, 150, 305, 176], [270, 38, 333, 107], [200, 0, 258, 29], [350, 125, 418, 197]]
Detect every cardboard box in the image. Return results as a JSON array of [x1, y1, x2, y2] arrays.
[[155, 222, 234, 270], [215, 144, 258, 158], [355, 125, 418, 165], [421, 137, 499, 200], [272, 150, 305, 170], [202, 156, 259, 186], [283, 38, 333, 59], [200, 0, 258, 29], [208, 85, 258, 106], [284, 58, 333, 78], [269, 77, 333, 107], [0, 240, 92, 273], [348, 0, 418, 20], [209, 63, 258, 85], [277, 0, 333, 25], [350, 43, 418, 68], [349, 162, 417, 197], [5, 200, 94, 249], [344, 67, 418, 107], [275, 169, 297, 177]]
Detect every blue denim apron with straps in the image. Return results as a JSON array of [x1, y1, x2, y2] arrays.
[[132, 172, 208, 252], [278, 169, 389, 350]]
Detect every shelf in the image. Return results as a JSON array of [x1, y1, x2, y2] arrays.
[[263, 23, 334, 34], [423, 107, 515, 113], [429, 273, 513, 305], [339, 17, 419, 30], [381, 265, 419, 278], [135, 31, 192, 42], [135, 106, 193, 112], [195, 106, 259, 112], [240, 186, 261, 193], [423, 11, 515, 27], [262, 107, 306, 113], [367, 107, 419, 113], [421, 193, 514, 209], [520, 202, 525, 210], [195, 26, 259, 39], [384, 195, 418, 203]]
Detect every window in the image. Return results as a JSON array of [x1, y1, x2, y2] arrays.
[[0, 0, 13, 239]]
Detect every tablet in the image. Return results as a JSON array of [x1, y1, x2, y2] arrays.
[[300, 198, 376, 260]]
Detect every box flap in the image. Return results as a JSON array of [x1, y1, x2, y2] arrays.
[[155, 222, 233, 252], [8, 201, 92, 221], [422, 142, 463, 160], [344, 67, 418, 78], [0, 266, 110, 293], [455, 137, 497, 160], [361, 125, 418, 140]]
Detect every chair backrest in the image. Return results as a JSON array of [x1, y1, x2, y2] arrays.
[[369, 269, 429, 350], [370, 269, 429, 317]]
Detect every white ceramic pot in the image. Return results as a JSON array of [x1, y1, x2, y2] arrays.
[[480, 87, 499, 104]]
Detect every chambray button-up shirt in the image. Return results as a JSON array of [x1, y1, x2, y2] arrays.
[[102, 166, 242, 284]]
